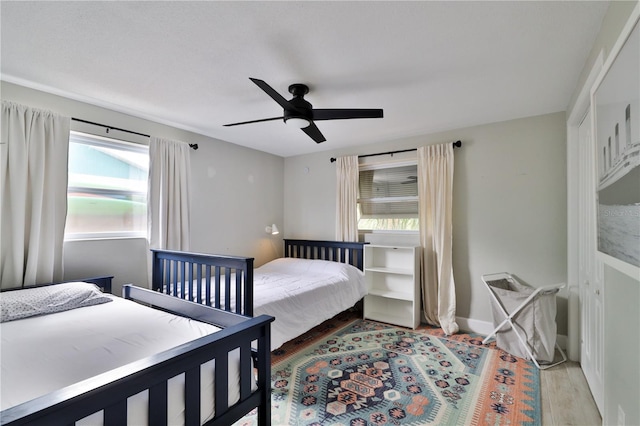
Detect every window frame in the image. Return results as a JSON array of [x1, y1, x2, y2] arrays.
[[64, 131, 149, 241]]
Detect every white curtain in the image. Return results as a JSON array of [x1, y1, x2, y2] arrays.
[[148, 136, 191, 251], [1, 101, 70, 289], [335, 155, 359, 242], [418, 143, 459, 335]]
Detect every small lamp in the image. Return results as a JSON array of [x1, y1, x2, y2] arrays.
[[265, 224, 279, 235]]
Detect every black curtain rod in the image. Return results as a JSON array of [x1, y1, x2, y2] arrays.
[[71, 118, 199, 150], [72, 117, 150, 137], [330, 140, 461, 163]]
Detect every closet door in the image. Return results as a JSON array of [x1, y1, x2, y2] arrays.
[[578, 111, 604, 413]]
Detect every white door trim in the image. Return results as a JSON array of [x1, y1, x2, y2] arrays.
[[566, 49, 604, 362]]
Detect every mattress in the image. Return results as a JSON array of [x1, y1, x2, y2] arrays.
[[253, 258, 366, 350], [0, 289, 249, 425]]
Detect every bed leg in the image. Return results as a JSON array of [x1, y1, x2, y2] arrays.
[[258, 396, 271, 426], [257, 330, 272, 426]]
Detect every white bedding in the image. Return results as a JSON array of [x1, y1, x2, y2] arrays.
[[0, 292, 249, 425], [253, 258, 366, 350]]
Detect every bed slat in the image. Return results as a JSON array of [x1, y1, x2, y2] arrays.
[[215, 351, 229, 415], [239, 343, 251, 401], [149, 381, 168, 426], [224, 267, 232, 313], [214, 267, 221, 309], [184, 367, 201, 426], [235, 272, 243, 316], [164, 260, 171, 294], [103, 400, 126, 426], [195, 265, 202, 304], [205, 265, 212, 306], [179, 261, 186, 301], [187, 261, 194, 304]]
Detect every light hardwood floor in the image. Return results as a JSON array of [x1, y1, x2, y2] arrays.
[[540, 360, 602, 425]]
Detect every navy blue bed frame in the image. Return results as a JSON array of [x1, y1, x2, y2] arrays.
[[151, 239, 367, 318], [0, 278, 274, 426]]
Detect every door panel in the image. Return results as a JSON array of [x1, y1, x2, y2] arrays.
[[578, 111, 604, 414]]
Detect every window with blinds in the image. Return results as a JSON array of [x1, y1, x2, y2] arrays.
[[358, 162, 419, 231]]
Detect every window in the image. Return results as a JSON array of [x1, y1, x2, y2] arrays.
[[65, 131, 149, 239], [358, 161, 419, 231]]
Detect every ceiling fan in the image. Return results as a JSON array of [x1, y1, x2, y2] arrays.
[[223, 78, 383, 143]]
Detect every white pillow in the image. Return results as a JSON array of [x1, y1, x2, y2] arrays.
[[0, 282, 113, 323]]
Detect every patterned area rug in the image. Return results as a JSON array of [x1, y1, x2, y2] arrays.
[[236, 313, 540, 425]]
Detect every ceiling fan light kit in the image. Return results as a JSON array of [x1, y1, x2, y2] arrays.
[[224, 78, 383, 144], [285, 117, 311, 129]]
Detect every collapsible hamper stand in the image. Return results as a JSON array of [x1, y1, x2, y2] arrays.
[[481, 272, 567, 369]]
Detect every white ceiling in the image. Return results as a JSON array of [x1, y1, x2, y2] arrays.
[[1, 1, 609, 157]]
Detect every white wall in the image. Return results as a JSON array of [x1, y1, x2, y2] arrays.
[[63, 238, 149, 296], [284, 111, 568, 334], [1, 81, 285, 295]]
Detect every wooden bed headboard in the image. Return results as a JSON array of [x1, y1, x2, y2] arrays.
[[283, 239, 367, 271]]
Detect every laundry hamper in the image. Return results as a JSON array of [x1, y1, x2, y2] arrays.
[[481, 272, 567, 369]]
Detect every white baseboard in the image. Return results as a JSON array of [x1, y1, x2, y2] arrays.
[[455, 316, 495, 336], [556, 334, 567, 350], [455, 316, 568, 350]]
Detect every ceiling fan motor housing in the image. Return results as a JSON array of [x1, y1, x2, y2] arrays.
[[284, 84, 313, 122]]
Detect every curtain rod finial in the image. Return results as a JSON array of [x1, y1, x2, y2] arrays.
[[189, 144, 199, 150]]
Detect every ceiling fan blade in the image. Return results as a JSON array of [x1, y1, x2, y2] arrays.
[[312, 109, 383, 121], [301, 122, 326, 143], [249, 78, 298, 111], [223, 116, 283, 127]]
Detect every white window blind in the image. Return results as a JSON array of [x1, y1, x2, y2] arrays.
[[358, 162, 419, 230]]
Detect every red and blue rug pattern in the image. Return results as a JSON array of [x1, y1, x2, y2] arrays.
[[237, 316, 540, 425]]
